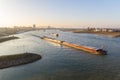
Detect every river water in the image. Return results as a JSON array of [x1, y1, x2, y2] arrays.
[[0, 30, 120, 80]]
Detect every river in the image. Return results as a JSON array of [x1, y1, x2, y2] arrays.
[[0, 30, 120, 80]]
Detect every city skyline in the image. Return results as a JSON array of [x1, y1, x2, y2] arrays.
[[0, 0, 120, 28]]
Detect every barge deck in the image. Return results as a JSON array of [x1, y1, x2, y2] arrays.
[[41, 36, 107, 55]]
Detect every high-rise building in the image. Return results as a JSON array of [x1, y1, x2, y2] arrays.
[[33, 24, 36, 28]]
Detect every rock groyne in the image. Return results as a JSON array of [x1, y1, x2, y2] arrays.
[[0, 53, 41, 69], [0, 36, 19, 43]]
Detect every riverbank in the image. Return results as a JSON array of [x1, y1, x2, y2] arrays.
[[0, 36, 19, 43], [0, 27, 41, 37], [70, 30, 120, 38], [0, 53, 41, 69]]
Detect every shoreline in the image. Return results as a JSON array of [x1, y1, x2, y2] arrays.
[[0, 36, 19, 43], [71, 30, 120, 38], [0, 53, 41, 69]]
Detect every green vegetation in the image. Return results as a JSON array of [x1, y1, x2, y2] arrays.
[[0, 53, 41, 69], [0, 36, 19, 43]]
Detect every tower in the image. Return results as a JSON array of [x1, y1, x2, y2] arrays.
[[33, 24, 36, 28]]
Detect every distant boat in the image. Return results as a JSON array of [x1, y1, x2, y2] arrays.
[[51, 33, 59, 37], [40, 36, 107, 55]]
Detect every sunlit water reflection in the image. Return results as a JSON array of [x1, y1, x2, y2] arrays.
[[0, 30, 120, 80]]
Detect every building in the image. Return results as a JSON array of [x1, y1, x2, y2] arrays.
[[102, 28, 108, 32], [94, 28, 102, 32], [33, 24, 36, 28]]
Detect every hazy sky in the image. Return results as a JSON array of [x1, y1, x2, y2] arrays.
[[0, 0, 120, 28]]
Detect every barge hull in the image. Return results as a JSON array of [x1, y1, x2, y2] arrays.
[[41, 36, 107, 55]]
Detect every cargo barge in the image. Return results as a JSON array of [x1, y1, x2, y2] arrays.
[[41, 36, 107, 55]]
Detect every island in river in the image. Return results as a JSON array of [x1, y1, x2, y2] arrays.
[[0, 53, 41, 69]]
